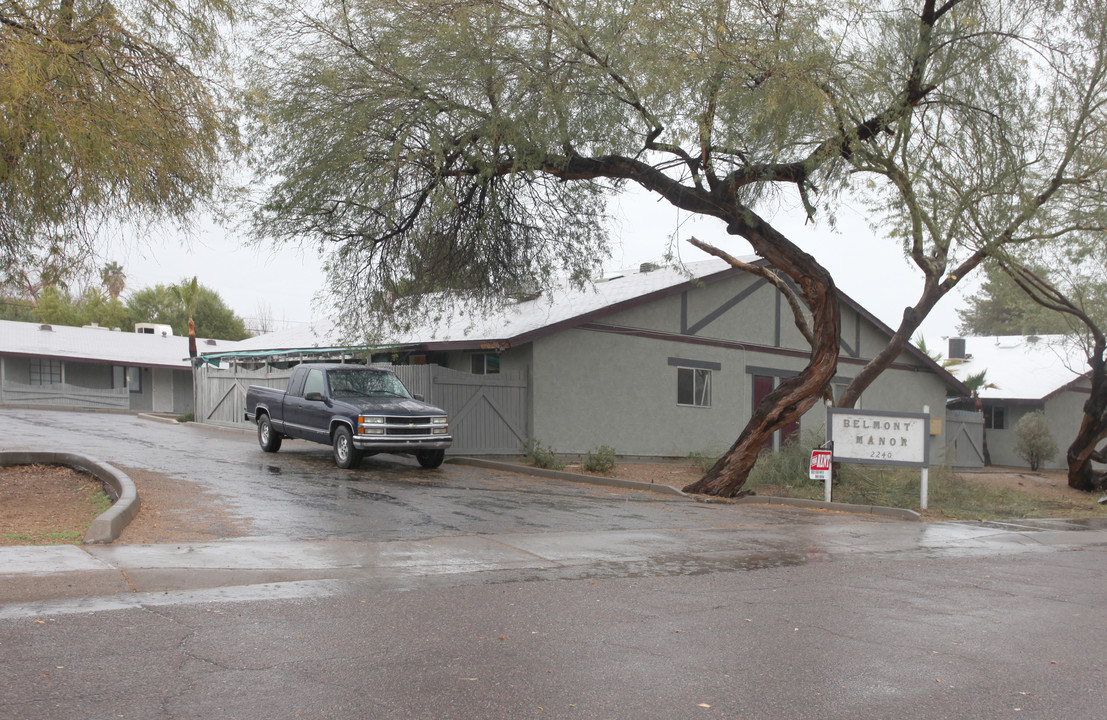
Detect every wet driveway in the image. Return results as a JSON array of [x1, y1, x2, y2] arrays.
[[1, 408, 875, 543]]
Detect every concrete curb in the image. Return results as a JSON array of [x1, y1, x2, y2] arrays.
[[0, 451, 139, 543], [448, 457, 689, 496], [447, 457, 920, 520], [733, 495, 921, 521]]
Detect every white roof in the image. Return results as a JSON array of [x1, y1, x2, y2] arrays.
[[945, 335, 1089, 401], [0, 319, 233, 369], [226, 258, 743, 353]]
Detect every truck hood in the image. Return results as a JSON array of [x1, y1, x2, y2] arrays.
[[344, 397, 447, 416]]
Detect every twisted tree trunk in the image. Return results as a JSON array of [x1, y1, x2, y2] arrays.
[[682, 220, 840, 497]]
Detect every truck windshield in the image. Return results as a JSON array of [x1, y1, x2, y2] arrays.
[[328, 370, 413, 399]]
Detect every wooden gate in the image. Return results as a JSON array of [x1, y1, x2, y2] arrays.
[[196, 367, 291, 426], [429, 366, 530, 454], [946, 410, 985, 469], [197, 363, 529, 455]]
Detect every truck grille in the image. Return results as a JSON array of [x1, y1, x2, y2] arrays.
[[385, 417, 432, 436]]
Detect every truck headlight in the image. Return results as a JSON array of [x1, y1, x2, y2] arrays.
[[431, 417, 448, 425], [359, 416, 386, 435]]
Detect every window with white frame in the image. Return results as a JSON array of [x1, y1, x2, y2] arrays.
[[669, 357, 719, 408], [470, 353, 501, 375]]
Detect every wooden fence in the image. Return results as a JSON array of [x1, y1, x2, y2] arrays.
[[196, 363, 530, 455]]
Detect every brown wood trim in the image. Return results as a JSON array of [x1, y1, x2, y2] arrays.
[[576, 322, 927, 372]]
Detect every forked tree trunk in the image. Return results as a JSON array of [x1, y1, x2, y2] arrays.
[[682, 224, 841, 497], [1066, 350, 1107, 491]]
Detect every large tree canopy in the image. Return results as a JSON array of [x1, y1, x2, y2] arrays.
[[0, 0, 239, 281], [245, 0, 1066, 495], [957, 263, 1105, 337], [836, 0, 1107, 409]]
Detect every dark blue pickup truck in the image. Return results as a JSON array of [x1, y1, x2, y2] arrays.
[[244, 363, 451, 469]]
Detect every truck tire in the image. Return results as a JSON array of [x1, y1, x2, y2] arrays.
[[332, 426, 362, 469], [416, 449, 445, 469], [257, 413, 282, 452]]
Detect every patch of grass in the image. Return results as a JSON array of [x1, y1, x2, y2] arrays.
[[739, 433, 1106, 520], [2, 530, 84, 545], [688, 449, 723, 474], [176, 411, 195, 423], [88, 484, 113, 516]]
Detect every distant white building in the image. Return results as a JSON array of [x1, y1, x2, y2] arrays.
[[945, 335, 1091, 470], [0, 320, 233, 415]]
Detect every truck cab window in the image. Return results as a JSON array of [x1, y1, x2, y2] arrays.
[[304, 368, 325, 397]]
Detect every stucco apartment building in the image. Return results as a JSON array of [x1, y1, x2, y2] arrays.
[[204, 259, 968, 461], [0, 320, 232, 415]]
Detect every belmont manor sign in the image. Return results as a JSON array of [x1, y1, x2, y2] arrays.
[[826, 408, 930, 468]]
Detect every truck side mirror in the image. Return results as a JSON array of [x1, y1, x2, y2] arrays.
[[413, 393, 425, 401], [304, 391, 325, 402]]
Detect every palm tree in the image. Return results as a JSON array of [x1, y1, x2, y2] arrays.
[[963, 369, 999, 466], [99, 261, 126, 300], [172, 276, 200, 358]]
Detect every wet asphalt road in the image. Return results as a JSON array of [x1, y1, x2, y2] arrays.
[[3, 409, 1107, 719]]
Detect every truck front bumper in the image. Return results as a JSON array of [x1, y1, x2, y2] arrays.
[[352, 435, 453, 452]]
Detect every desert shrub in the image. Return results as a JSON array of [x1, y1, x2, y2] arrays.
[[745, 431, 827, 492], [582, 445, 617, 475], [688, 449, 722, 473], [521, 437, 564, 470], [1014, 411, 1058, 471]]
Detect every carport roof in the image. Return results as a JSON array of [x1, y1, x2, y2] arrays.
[[0, 319, 231, 369]]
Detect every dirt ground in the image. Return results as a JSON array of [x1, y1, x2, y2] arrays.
[[0, 463, 250, 546], [1, 461, 1103, 546]]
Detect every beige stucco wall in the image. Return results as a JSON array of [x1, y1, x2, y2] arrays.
[[984, 384, 1091, 470], [521, 271, 951, 460]]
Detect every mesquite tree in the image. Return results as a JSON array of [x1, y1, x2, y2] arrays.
[[997, 257, 1107, 492], [834, 0, 1107, 409], [247, 0, 1025, 496], [1, 0, 239, 285]]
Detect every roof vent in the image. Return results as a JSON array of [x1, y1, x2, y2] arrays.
[[38, 324, 53, 332], [639, 262, 661, 273], [205, 339, 217, 346]]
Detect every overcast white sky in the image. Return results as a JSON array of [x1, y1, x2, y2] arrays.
[[109, 185, 970, 348]]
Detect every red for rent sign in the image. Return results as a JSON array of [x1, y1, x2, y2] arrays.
[[809, 449, 832, 481], [805, 445, 832, 478]]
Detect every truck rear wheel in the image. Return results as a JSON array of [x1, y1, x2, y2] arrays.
[[258, 414, 282, 452], [332, 426, 362, 469], [416, 449, 445, 469]]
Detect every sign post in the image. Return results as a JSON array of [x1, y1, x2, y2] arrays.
[[809, 444, 833, 502], [827, 407, 932, 509]]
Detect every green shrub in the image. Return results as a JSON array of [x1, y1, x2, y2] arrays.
[[688, 449, 722, 474], [582, 445, 617, 475], [522, 437, 564, 470], [1014, 410, 1058, 471], [176, 411, 195, 423], [745, 431, 826, 492]]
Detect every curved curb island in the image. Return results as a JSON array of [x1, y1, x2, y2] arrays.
[[0, 451, 139, 544]]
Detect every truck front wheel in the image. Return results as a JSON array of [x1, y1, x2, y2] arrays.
[[416, 449, 445, 469], [258, 414, 282, 452], [332, 426, 362, 469]]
